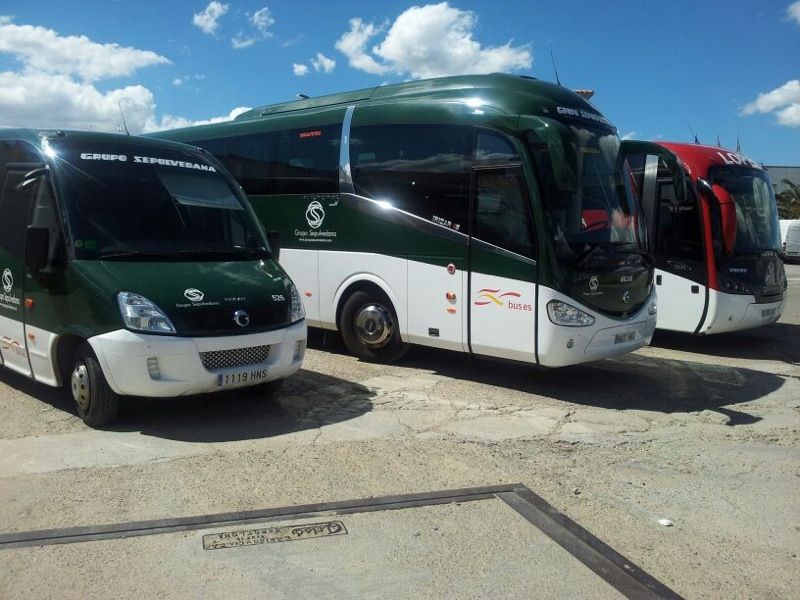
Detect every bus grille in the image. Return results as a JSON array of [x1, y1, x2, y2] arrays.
[[200, 345, 271, 371]]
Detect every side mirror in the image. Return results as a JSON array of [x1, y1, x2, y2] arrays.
[[24, 226, 50, 272], [266, 230, 281, 262], [697, 178, 736, 257]]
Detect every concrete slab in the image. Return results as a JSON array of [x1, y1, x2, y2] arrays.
[[0, 485, 679, 600]]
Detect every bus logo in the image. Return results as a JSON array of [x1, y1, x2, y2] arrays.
[[233, 310, 250, 327], [2, 269, 12, 293], [622, 291, 631, 304], [474, 288, 532, 312], [589, 276, 599, 292], [306, 201, 325, 229], [184, 288, 204, 302]]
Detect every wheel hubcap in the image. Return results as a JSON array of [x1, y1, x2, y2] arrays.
[[354, 304, 394, 348], [71, 364, 91, 411]]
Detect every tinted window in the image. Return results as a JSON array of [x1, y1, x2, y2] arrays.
[[473, 167, 535, 257], [657, 167, 703, 261], [195, 125, 340, 195], [0, 140, 40, 259], [0, 172, 35, 259], [351, 124, 471, 232], [50, 140, 266, 261], [271, 125, 340, 194], [476, 131, 519, 164]]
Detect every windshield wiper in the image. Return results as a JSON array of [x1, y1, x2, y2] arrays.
[[99, 250, 171, 260], [174, 246, 269, 258]]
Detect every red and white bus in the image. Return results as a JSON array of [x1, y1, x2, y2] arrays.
[[631, 142, 787, 334]]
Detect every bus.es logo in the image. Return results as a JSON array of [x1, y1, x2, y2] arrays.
[[305, 201, 325, 229], [2, 269, 12, 293], [184, 288, 204, 302], [474, 288, 532, 312]]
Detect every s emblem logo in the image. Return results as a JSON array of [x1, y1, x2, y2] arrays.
[[305, 200, 325, 229], [184, 288, 204, 302], [1, 268, 12, 293], [233, 310, 250, 327], [588, 275, 599, 292]]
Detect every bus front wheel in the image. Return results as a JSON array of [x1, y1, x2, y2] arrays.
[[70, 345, 120, 427], [340, 290, 409, 363]]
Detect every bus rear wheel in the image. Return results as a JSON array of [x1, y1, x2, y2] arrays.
[[340, 290, 409, 363], [70, 345, 120, 427]]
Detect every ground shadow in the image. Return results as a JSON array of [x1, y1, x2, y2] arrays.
[[0, 367, 374, 443], [651, 322, 800, 364], [308, 330, 783, 425]]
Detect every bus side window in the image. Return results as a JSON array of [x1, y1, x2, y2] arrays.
[[657, 164, 702, 261], [272, 125, 340, 194], [475, 131, 520, 164], [0, 140, 40, 260], [473, 167, 536, 258], [350, 124, 471, 232], [218, 134, 270, 195]]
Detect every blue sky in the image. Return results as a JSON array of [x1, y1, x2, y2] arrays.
[[0, 1, 798, 164]]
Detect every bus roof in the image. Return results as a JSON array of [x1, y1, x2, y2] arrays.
[[154, 73, 613, 138], [0, 128, 207, 154], [657, 141, 765, 179]]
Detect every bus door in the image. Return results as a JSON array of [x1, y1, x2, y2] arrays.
[[0, 161, 39, 376], [468, 166, 538, 362], [626, 145, 706, 332]]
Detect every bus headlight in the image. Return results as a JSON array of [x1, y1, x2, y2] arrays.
[[117, 292, 176, 334], [288, 280, 305, 323], [547, 301, 595, 327]]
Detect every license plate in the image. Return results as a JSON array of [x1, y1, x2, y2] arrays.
[[761, 308, 777, 319], [217, 368, 269, 388], [614, 331, 636, 344]]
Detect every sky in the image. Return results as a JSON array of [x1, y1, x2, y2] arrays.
[[0, 0, 798, 165]]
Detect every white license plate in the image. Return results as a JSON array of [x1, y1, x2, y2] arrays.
[[761, 308, 777, 319], [217, 368, 269, 388], [614, 331, 636, 344]]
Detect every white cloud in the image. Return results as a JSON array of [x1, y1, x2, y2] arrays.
[[620, 131, 637, 141], [251, 7, 275, 36], [231, 6, 275, 49], [147, 106, 251, 132], [311, 52, 336, 73], [335, 3, 531, 79], [0, 17, 169, 82], [335, 18, 389, 75], [293, 63, 309, 76], [741, 80, 800, 127], [193, 1, 229, 35], [788, 1, 800, 25], [232, 36, 257, 49], [0, 71, 157, 133], [0, 17, 229, 135]]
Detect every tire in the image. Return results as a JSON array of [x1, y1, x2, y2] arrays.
[[339, 290, 409, 363], [70, 344, 120, 427]]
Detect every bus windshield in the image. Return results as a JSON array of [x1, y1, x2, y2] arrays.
[[48, 140, 268, 261], [528, 123, 646, 265], [710, 167, 781, 254]]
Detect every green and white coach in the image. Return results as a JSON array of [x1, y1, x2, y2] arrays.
[[0, 129, 306, 426], [154, 74, 674, 367]]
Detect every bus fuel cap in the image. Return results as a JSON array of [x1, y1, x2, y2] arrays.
[[446, 263, 456, 275]]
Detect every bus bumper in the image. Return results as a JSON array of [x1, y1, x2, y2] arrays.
[[700, 290, 785, 334], [88, 321, 307, 397], [537, 287, 657, 367]]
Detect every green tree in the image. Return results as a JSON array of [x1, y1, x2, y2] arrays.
[[776, 179, 800, 219]]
